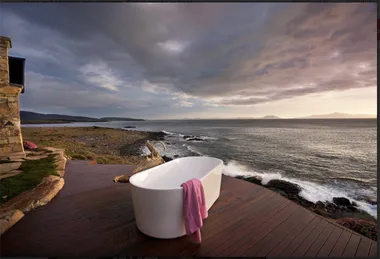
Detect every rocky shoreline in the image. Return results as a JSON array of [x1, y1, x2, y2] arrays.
[[119, 130, 167, 156], [236, 176, 377, 241], [21, 126, 377, 241], [130, 130, 377, 241]]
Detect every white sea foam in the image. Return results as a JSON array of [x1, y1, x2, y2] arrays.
[[186, 145, 203, 156], [162, 130, 176, 135], [200, 135, 217, 140], [222, 160, 377, 218]]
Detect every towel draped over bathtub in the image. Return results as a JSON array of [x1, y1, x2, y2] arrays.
[[181, 178, 208, 243]]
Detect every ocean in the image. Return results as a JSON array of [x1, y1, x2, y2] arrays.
[[23, 119, 377, 217]]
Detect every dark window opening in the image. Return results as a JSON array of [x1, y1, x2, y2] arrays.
[[9, 56, 25, 93]]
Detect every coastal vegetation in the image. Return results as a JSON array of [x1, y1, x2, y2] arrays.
[[0, 154, 58, 204], [21, 127, 165, 165]]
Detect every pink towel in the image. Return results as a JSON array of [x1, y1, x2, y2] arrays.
[[181, 178, 208, 243]]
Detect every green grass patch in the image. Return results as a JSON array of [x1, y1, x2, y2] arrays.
[[34, 147, 54, 153], [0, 154, 59, 204], [0, 160, 13, 164]]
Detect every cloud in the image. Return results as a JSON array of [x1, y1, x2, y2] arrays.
[[80, 61, 123, 91], [0, 2, 376, 118], [157, 40, 188, 53]]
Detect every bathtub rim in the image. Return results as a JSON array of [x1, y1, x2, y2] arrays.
[[129, 156, 224, 191]]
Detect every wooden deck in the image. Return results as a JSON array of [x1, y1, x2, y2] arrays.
[[0, 160, 377, 257]]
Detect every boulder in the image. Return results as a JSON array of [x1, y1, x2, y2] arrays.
[[187, 137, 206, 142], [162, 155, 173, 162], [182, 135, 206, 142], [243, 176, 263, 186], [0, 162, 22, 176], [312, 208, 330, 218], [313, 201, 376, 222], [333, 197, 351, 207], [150, 131, 166, 141], [0, 175, 65, 213], [0, 210, 25, 235], [265, 179, 301, 195], [269, 188, 288, 197], [23, 140, 37, 150], [24, 155, 48, 160]]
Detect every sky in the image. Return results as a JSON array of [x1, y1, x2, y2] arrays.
[[0, 3, 377, 119]]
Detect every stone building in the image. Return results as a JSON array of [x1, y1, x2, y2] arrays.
[[0, 36, 26, 159]]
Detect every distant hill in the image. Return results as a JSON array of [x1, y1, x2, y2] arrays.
[[299, 112, 376, 119], [20, 111, 144, 124], [260, 115, 281, 119]]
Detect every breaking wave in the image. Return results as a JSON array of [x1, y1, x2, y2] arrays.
[[162, 130, 176, 135], [222, 160, 377, 218], [186, 145, 203, 156]]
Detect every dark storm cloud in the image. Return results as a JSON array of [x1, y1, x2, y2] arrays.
[[0, 2, 376, 116]]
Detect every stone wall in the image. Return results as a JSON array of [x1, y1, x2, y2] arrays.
[[0, 36, 25, 158]]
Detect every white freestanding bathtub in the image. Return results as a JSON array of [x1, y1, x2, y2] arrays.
[[129, 156, 224, 239]]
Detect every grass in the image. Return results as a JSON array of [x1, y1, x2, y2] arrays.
[[0, 154, 59, 205], [21, 127, 147, 165]]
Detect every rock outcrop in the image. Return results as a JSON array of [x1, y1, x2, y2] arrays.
[[236, 176, 377, 226], [0, 175, 64, 214], [0, 147, 67, 234], [333, 197, 352, 207], [0, 209, 24, 235], [265, 179, 301, 195]]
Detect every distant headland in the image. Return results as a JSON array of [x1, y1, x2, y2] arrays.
[[20, 111, 145, 124]]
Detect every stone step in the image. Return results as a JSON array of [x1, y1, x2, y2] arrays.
[[0, 152, 26, 160]]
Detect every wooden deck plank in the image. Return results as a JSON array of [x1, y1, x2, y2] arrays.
[[369, 241, 377, 258], [240, 206, 313, 257], [266, 212, 317, 257], [140, 188, 275, 256], [291, 219, 329, 257], [0, 161, 375, 257], [276, 216, 322, 257], [304, 223, 335, 257], [316, 226, 343, 257], [197, 191, 275, 240], [342, 234, 361, 257], [355, 236, 372, 257], [223, 201, 299, 256], [200, 194, 289, 256], [207, 181, 271, 219], [240, 202, 301, 256], [193, 192, 285, 257], [329, 230, 352, 257]]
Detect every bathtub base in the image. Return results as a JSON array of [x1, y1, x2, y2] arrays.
[[129, 156, 224, 239]]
